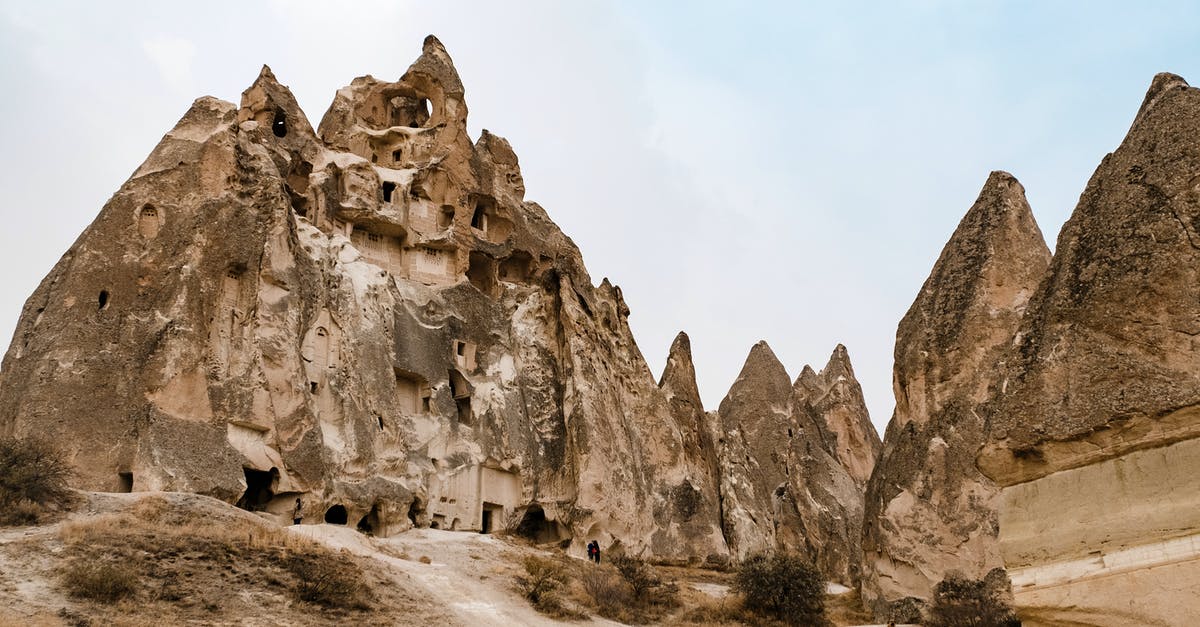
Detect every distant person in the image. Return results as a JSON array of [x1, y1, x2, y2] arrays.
[[592, 541, 601, 565], [293, 498, 303, 525]]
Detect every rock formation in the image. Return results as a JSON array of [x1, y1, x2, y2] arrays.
[[0, 36, 737, 563], [806, 345, 882, 486], [860, 171, 1051, 616], [977, 73, 1200, 625], [715, 341, 868, 585], [657, 332, 728, 565]]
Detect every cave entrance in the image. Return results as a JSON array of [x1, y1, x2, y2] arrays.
[[357, 503, 380, 535], [515, 505, 562, 544], [324, 504, 348, 525], [407, 496, 425, 528], [480, 502, 503, 534], [117, 472, 133, 494], [236, 467, 276, 512]]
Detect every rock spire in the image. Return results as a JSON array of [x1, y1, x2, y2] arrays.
[[860, 170, 1051, 616]]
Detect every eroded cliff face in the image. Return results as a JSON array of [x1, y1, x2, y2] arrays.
[[860, 172, 1050, 616], [978, 74, 1200, 625], [0, 37, 730, 563], [715, 342, 868, 585]]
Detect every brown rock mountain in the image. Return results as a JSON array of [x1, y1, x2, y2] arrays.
[[979, 73, 1200, 624], [0, 34, 886, 576], [0, 37, 736, 563], [860, 171, 1051, 615], [715, 341, 869, 584]]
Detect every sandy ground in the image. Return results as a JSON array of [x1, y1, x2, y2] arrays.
[[0, 492, 897, 626], [290, 524, 624, 627]]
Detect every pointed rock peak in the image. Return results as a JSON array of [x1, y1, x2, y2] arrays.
[[256, 64, 277, 83], [731, 341, 790, 391], [820, 344, 856, 383], [404, 33, 465, 98], [793, 364, 822, 398], [659, 331, 700, 409], [423, 34, 449, 54], [1134, 72, 1190, 124], [238, 65, 315, 139], [669, 331, 692, 356], [911, 170, 1049, 316]]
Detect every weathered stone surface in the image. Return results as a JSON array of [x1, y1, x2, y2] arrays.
[[978, 74, 1200, 625], [0, 36, 724, 562], [657, 332, 729, 564], [716, 341, 866, 584], [806, 345, 882, 486], [861, 171, 1051, 616]]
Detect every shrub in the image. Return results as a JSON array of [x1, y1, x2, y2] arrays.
[[61, 561, 138, 602], [734, 552, 826, 626], [285, 553, 372, 610], [580, 568, 632, 609], [926, 571, 1020, 627], [889, 596, 926, 623], [516, 556, 568, 610], [0, 436, 74, 524], [610, 554, 677, 605]]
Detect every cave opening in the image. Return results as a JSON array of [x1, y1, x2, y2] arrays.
[[324, 504, 348, 525], [272, 110, 287, 137], [236, 467, 276, 512], [515, 505, 562, 544]]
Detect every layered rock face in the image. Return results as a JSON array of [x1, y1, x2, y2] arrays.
[[806, 345, 882, 486], [978, 74, 1200, 625], [861, 172, 1051, 615], [0, 37, 730, 563], [716, 342, 869, 585]]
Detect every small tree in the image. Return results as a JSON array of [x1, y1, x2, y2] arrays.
[[926, 570, 1020, 627], [734, 553, 826, 626], [0, 436, 74, 524]]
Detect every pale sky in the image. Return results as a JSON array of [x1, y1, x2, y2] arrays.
[[3, 1, 1200, 435]]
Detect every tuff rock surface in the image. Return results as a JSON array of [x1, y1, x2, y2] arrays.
[[0, 37, 744, 564], [0, 35, 887, 575], [715, 341, 868, 585], [860, 171, 1050, 616], [976, 73, 1200, 625]]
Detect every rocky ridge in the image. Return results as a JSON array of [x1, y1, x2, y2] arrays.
[[976, 73, 1200, 625], [860, 171, 1051, 616], [0, 36, 879, 575]]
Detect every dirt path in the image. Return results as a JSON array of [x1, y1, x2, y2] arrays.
[[291, 525, 624, 627]]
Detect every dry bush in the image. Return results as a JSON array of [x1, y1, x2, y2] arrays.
[[516, 556, 567, 612], [580, 567, 632, 609], [734, 553, 826, 626], [61, 560, 138, 602], [285, 552, 373, 610], [575, 556, 679, 623], [673, 595, 747, 625], [611, 555, 679, 606], [0, 436, 74, 525]]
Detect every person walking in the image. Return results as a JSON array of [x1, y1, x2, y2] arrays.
[[293, 498, 303, 525]]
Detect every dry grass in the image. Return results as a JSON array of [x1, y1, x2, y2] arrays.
[[827, 588, 874, 626], [53, 495, 384, 621], [60, 561, 138, 602]]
